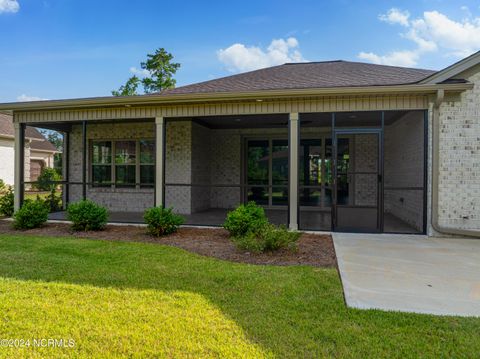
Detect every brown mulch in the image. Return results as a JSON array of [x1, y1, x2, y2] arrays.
[[0, 220, 336, 267]]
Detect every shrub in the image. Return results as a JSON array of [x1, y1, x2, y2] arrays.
[[231, 223, 300, 253], [13, 200, 49, 229], [0, 187, 14, 217], [0, 179, 5, 194], [144, 206, 184, 237], [67, 200, 108, 231], [43, 189, 62, 212], [35, 167, 61, 191], [223, 201, 268, 237]]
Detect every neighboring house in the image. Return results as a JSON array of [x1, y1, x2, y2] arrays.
[[0, 113, 57, 185], [1, 51, 480, 238]]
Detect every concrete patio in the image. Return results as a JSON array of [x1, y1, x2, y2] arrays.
[[333, 233, 480, 317]]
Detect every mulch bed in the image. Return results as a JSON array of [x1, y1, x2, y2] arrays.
[[0, 220, 336, 267]]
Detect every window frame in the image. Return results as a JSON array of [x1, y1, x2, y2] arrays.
[[90, 138, 155, 189]]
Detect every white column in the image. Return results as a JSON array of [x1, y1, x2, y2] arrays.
[[289, 113, 299, 230], [155, 117, 165, 207], [13, 122, 23, 211]]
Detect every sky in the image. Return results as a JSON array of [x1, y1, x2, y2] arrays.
[[1, 0, 480, 102]]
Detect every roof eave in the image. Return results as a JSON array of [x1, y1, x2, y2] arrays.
[[0, 82, 473, 113], [419, 51, 480, 84]]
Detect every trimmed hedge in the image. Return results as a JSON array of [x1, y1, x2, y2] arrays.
[[144, 206, 184, 237], [13, 200, 49, 229], [223, 202, 268, 237], [67, 200, 108, 231]]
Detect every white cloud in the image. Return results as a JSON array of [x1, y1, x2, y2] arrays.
[[129, 66, 151, 77], [17, 94, 49, 102], [0, 0, 19, 14], [358, 50, 419, 67], [379, 8, 410, 27], [217, 37, 305, 72], [359, 8, 480, 67]]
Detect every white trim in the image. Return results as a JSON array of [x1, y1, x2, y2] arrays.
[[0, 83, 473, 113], [419, 51, 480, 84]]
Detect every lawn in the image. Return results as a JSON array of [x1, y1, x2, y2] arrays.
[[0, 234, 478, 358]]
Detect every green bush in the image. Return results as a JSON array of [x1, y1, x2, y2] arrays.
[[0, 179, 5, 193], [231, 223, 300, 253], [144, 206, 184, 237], [13, 200, 49, 229], [35, 167, 61, 191], [67, 200, 108, 231], [223, 201, 268, 237], [43, 189, 62, 212], [0, 187, 14, 217]]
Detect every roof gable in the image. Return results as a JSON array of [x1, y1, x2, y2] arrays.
[[419, 51, 480, 84]]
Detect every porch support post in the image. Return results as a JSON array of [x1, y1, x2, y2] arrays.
[[62, 131, 70, 209], [155, 117, 165, 207], [82, 121, 87, 200], [288, 112, 299, 230], [13, 122, 25, 212]]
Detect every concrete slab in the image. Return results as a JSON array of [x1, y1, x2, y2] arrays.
[[332, 233, 480, 317]]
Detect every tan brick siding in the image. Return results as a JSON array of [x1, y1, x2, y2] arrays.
[[434, 68, 480, 231]]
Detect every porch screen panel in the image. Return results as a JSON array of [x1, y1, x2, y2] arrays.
[[383, 110, 425, 234], [115, 141, 136, 187], [140, 140, 155, 187], [272, 139, 289, 206], [92, 141, 112, 186], [246, 140, 269, 205], [298, 112, 333, 231]]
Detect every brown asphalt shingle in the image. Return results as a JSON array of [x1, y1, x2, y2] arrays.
[[162, 61, 437, 95]]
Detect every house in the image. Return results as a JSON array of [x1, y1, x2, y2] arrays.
[[0, 51, 479, 237], [0, 113, 57, 186]]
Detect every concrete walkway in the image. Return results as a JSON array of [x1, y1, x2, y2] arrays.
[[333, 233, 480, 317]]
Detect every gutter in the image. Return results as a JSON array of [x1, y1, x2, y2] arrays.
[[431, 89, 480, 238], [0, 83, 473, 113]]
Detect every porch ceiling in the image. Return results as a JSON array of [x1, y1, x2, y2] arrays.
[[190, 110, 415, 129]]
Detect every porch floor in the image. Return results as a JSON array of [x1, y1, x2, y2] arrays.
[[48, 209, 419, 233]]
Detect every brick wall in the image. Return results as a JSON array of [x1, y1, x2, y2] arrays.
[[433, 66, 480, 232]]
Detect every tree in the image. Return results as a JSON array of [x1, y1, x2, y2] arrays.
[[111, 75, 141, 96], [112, 48, 180, 96], [39, 129, 62, 151], [140, 48, 181, 93]]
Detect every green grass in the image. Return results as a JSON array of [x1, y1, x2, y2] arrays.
[[0, 235, 478, 358], [24, 192, 49, 201]]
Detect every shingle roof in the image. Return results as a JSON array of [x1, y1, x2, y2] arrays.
[[0, 113, 57, 152], [162, 60, 437, 95]]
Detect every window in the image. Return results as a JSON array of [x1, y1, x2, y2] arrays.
[[140, 140, 155, 187], [115, 141, 136, 187], [92, 141, 112, 185], [91, 140, 154, 188]]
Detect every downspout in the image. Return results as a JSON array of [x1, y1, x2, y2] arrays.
[[431, 89, 480, 237]]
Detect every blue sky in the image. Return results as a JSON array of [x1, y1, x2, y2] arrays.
[[1, 0, 480, 102]]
